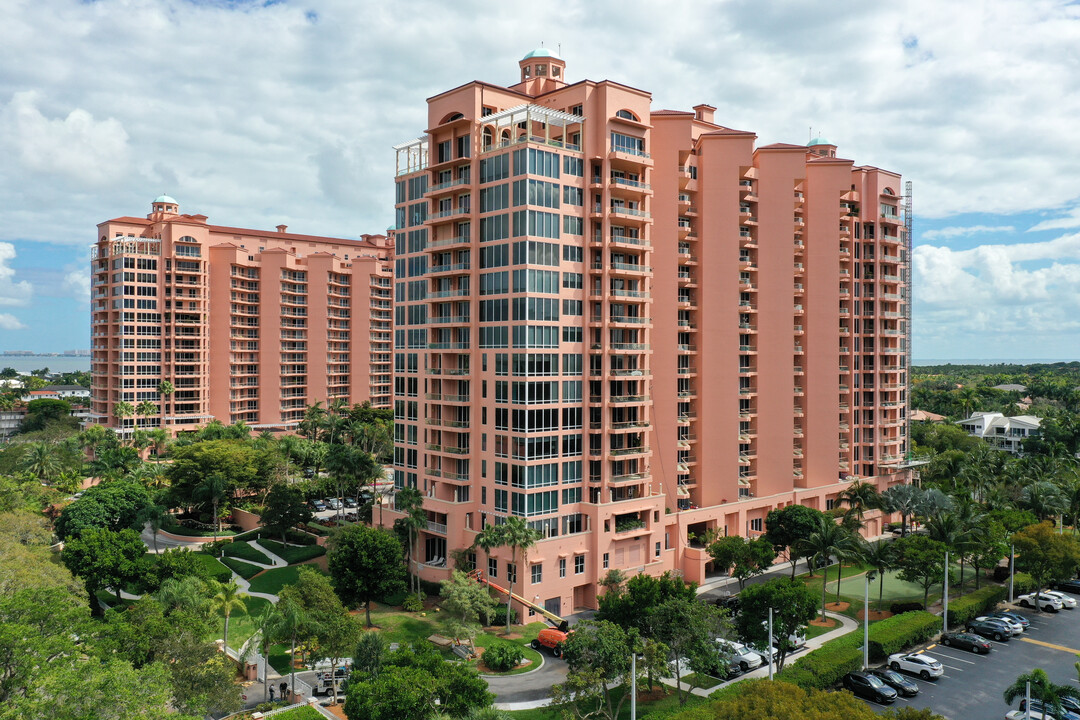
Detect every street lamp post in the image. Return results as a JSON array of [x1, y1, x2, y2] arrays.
[[943, 550, 949, 635], [1009, 543, 1015, 604], [864, 570, 876, 670], [768, 607, 774, 680]]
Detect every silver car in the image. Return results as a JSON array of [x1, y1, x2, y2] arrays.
[[717, 639, 763, 672]]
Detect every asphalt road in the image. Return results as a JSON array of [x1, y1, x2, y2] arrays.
[[851, 597, 1080, 719], [487, 648, 569, 706]]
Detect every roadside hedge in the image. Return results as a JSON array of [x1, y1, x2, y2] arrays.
[[258, 539, 326, 564], [867, 611, 940, 660], [1013, 572, 1036, 595], [946, 585, 1006, 627], [775, 631, 862, 690]]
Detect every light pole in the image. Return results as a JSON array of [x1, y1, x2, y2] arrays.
[[863, 570, 876, 670], [630, 650, 637, 720], [943, 550, 949, 635], [768, 607, 774, 680], [1009, 543, 1015, 604]]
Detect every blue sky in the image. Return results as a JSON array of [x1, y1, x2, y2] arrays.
[[1, 0, 1079, 361]]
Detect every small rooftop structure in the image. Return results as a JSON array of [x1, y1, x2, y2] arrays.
[[911, 409, 945, 422], [992, 383, 1027, 392]]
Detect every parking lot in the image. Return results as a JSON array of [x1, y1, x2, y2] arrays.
[[853, 599, 1080, 719]]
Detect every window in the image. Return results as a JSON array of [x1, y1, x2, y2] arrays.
[[488, 558, 498, 579], [615, 109, 639, 121], [559, 558, 566, 578], [574, 555, 585, 574], [655, 541, 661, 557], [603, 552, 609, 569], [750, 518, 763, 532], [507, 562, 517, 584], [531, 564, 543, 584], [563, 245, 583, 263]]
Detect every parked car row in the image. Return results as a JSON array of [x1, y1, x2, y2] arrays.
[[309, 493, 374, 513]]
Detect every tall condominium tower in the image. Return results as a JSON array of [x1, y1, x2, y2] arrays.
[[91, 197, 392, 434], [388, 51, 915, 615]]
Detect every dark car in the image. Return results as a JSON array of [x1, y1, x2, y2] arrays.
[[939, 631, 992, 653], [966, 617, 1012, 641], [343, 496, 358, 509], [986, 610, 1030, 630], [1021, 699, 1080, 720], [310, 498, 327, 512], [868, 668, 919, 697], [1052, 579, 1080, 595], [843, 672, 898, 704], [712, 595, 740, 615]]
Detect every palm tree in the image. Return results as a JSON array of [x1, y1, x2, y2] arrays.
[[253, 603, 277, 704], [139, 503, 168, 553], [796, 516, 855, 620], [1004, 668, 1080, 720], [956, 386, 979, 418], [1022, 481, 1067, 522], [473, 524, 504, 582], [194, 473, 230, 539], [21, 441, 60, 482], [135, 399, 157, 429], [265, 596, 309, 700], [212, 579, 249, 652], [112, 401, 135, 440], [156, 379, 174, 431], [859, 539, 895, 611], [278, 435, 303, 482], [147, 427, 169, 458], [499, 516, 541, 635], [839, 480, 880, 528], [299, 401, 326, 441], [394, 487, 428, 600], [880, 484, 924, 537]]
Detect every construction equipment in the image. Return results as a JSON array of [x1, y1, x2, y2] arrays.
[[467, 569, 572, 656]]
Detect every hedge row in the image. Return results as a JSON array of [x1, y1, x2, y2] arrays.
[[258, 539, 326, 564], [867, 611, 940, 661], [775, 631, 863, 690], [233, 528, 319, 546], [220, 556, 263, 580], [1014, 572, 1036, 595], [946, 585, 1006, 627]]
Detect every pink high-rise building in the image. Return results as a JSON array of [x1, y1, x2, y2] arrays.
[[388, 51, 916, 615], [91, 197, 392, 434]]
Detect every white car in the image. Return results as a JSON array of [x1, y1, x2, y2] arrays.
[[887, 652, 944, 680], [1043, 590, 1077, 609], [717, 640, 763, 671], [1018, 592, 1065, 612], [975, 615, 1023, 635], [1006, 711, 1055, 720]]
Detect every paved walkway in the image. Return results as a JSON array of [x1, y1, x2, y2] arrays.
[[252, 540, 291, 568]]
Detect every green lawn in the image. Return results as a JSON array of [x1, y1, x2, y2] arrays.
[[218, 596, 271, 650], [190, 552, 232, 583], [257, 539, 326, 564], [248, 566, 302, 595], [472, 625, 547, 675], [220, 556, 262, 580], [223, 541, 272, 565], [681, 671, 722, 690], [507, 686, 709, 719]]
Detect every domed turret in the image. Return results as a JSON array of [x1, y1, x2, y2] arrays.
[[807, 136, 837, 158], [518, 46, 566, 93], [150, 195, 179, 217]]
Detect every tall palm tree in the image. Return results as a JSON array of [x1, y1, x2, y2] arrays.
[[880, 484, 924, 536], [194, 473, 230, 539], [473, 523, 504, 581], [956, 386, 979, 418], [278, 435, 303, 482], [499, 516, 541, 635], [139, 503, 168, 553], [395, 487, 428, 600], [212, 579, 249, 653], [1021, 481, 1066, 522], [796, 516, 855, 620], [156, 379, 174, 430], [859, 539, 895, 611], [839, 480, 880, 528], [112, 401, 135, 441], [299, 401, 326, 441], [266, 596, 309, 699], [1004, 668, 1080, 720], [253, 603, 277, 704], [135, 399, 157, 429]]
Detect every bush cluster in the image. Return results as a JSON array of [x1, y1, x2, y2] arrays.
[[485, 606, 517, 626], [482, 642, 525, 672], [402, 595, 425, 612], [867, 611, 940, 661], [1013, 572, 1036, 595], [945, 585, 1006, 627], [889, 601, 924, 614], [776, 631, 863, 690]]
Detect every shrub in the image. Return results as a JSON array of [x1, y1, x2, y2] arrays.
[[776, 631, 862, 690], [993, 565, 1011, 582], [402, 595, 425, 612], [223, 541, 272, 565], [945, 585, 1006, 627], [889, 601, 924, 615], [303, 522, 330, 536], [220, 556, 262, 580], [1013, 572, 1036, 595], [488, 606, 517, 626], [483, 642, 525, 672], [867, 611, 940, 660]]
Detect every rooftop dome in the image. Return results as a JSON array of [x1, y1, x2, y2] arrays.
[[522, 47, 560, 60], [807, 137, 832, 147], [154, 195, 177, 204]]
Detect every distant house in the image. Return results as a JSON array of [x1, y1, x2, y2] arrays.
[[0, 407, 26, 439], [911, 409, 946, 422], [992, 384, 1027, 392], [41, 385, 90, 399], [958, 411, 1041, 455]]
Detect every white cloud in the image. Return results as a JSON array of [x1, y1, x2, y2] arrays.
[[62, 268, 89, 302], [0, 313, 26, 331], [921, 225, 1015, 242], [0, 242, 32, 307], [1028, 208, 1080, 233]]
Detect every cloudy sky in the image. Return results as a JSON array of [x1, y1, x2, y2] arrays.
[[1, 0, 1079, 361]]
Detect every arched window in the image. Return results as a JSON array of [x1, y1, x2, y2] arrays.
[[482, 127, 493, 150], [882, 187, 896, 196], [440, 112, 464, 124], [615, 109, 640, 122], [501, 129, 512, 143]]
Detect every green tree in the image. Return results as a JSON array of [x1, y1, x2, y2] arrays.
[[440, 569, 496, 628], [893, 535, 949, 608], [698, 678, 891, 720], [551, 620, 668, 720], [353, 631, 388, 681], [210, 579, 248, 652], [795, 515, 856, 618], [261, 483, 313, 544], [859, 539, 896, 610], [707, 535, 777, 590], [595, 571, 697, 634], [193, 473, 230, 538], [344, 665, 438, 720], [265, 595, 310, 699], [61, 527, 147, 610], [736, 577, 818, 671], [764, 504, 826, 578], [19, 398, 75, 433], [499, 516, 541, 634], [166, 439, 261, 511], [472, 523, 503, 579], [1021, 481, 1067, 522], [1003, 668, 1080, 720], [1012, 521, 1080, 604], [651, 596, 723, 703], [327, 524, 407, 627], [55, 479, 150, 539], [393, 486, 428, 600], [880, 484, 925, 537], [169, 652, 243, 717], [20, 441, 61, 482]]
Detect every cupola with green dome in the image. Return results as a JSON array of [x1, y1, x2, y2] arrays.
[[807, 135, 837, 158], [518, 46, 566, 90], [150, 195, 179, 216]]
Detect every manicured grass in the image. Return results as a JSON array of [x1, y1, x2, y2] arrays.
[[191, 552, 233, 583], [263, 707, 324, 720], [248, 566, 302, 595], [681, 671, 722, 689], [219, 596, 271, 650], [507, 686, 710, 719], [472, 625, 547, 676], [221, 556, 262, 580], [223, 541, 272, 565], [257, 539, 326, 564]]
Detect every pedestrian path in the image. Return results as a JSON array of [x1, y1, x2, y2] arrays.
[[252, 540, 291, 568], [231, 571, 280, 604]]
